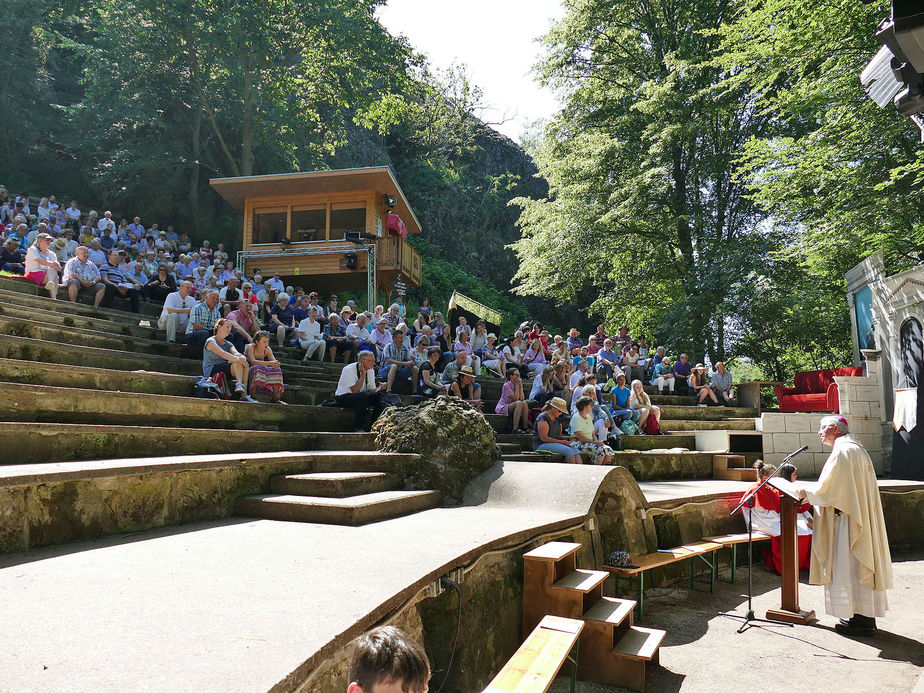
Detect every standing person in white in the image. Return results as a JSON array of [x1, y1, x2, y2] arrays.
[[797, 415, 892, 636], [159, 281, 197, 343]]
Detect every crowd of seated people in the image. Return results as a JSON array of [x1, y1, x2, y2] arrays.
[[1, 187, 737, 430]]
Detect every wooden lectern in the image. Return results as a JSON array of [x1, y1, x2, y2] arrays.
[[765, 481, 816, 625]]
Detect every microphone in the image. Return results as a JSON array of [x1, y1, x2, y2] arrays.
[[782, 445, 808, 462]]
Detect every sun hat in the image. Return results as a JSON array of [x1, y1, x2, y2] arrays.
[[694, 363, 706, 371], [459, 366, 477, 378], [53, 237, 67, 249], [36, 232, 54, 243], [546, 397, 569, 414]]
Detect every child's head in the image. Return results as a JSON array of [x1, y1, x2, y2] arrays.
[[347, 626, 430, 693]]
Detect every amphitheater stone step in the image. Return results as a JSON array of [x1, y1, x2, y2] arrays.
[[0, 274, 161, 317], [0, 422, 375, 464], [0, 294, 164, 340], [0, 287, 155, 327], [0, 357, 325, 406], [235, 489, 440, 525], [660, 419, 756, 431], [0, 381, 352, 433], [270, 471, 402, 497]]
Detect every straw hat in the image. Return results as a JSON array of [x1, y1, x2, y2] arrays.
[[53, 237, 67, 249], [694, 363, 706, 371], [459, 366, 477, 378], [546, 397, 569, 415]]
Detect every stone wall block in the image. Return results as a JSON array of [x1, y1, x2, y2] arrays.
[[773, 433, 801, 453], [761, 414, 786, 432], [784, 415, 811, 433]]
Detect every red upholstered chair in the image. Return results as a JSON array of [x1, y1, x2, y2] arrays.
[[774, 367, 864, 413]]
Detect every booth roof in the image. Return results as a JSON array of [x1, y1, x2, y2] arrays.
[[209, 166, 421, 235]]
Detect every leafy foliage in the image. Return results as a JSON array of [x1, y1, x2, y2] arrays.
[[512, 0, 772, 363]]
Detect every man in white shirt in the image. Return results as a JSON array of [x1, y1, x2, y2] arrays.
[[335, 350, 386, 431], [62, 246, 105, 307], [158, 281, 197, 343], [346, 312, 375, 356], [298, 306, 326, 362], [65, 201, 81, 223], [97, 211, 116, 233], [267, 272, 285, 292]]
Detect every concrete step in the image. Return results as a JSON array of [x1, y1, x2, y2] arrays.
[[619, 434, 695, 450], [611, 450, 713, 480], [0, 286, 157, 328], [660, 419, 756, 431], [0, 313, 186, 359], [0, 357, 324, 406], [658, 405, 757, 420], [0, 275, 162, 318], [0, 329, 335, 387], [497, 442, 522, 455], [270, 471, 401, 497], [0, 294, 164, 340], [0, 422, 376, 465], [0, 381, 352, 432], [495, 433, 533, 450], [235, 489, 440, 525]]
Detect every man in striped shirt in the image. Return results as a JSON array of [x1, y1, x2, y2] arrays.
[[99, 249, 141, 313]]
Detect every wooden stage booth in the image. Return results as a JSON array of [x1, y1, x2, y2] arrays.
[[210, 166, 423, 308]]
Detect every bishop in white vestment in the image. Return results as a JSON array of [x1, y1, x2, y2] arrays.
[[798, 416, 892, 636]]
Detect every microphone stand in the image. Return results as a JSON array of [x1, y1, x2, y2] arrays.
[[725, 446, 806, 633]]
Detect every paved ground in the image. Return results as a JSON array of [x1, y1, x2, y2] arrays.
[[0, 461, 614, 693], [552, 549, 924, 693]]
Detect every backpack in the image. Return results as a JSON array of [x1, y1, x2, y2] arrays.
[[645, 414, 661, 435], [195, 376, 224, 400], [382, 392, 403, 409], [619, 420, 640, 436]]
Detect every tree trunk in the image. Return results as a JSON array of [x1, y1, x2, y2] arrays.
[[189, 106, 203, 236], [241, 55, 256, 177]]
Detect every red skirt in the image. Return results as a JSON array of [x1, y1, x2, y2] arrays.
[[764, 534, 812, 574]]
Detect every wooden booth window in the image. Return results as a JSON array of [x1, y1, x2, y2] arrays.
[[330, 202, 366, 240], [291, 205, 327, 243], [252, 206, 288, 245]]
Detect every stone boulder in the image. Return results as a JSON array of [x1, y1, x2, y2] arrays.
[[373, 396, 501, 505]]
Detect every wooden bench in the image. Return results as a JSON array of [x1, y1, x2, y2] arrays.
[[482, 614, 583, 693], [702, 532, 772, 583], [601, 541, 722, 619]]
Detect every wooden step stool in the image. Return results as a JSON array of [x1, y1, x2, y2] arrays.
[[713, 454, 753, 481], [523, 541, 666, 691]]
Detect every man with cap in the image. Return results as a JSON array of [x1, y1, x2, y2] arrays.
[[652, 356, 675, 394], [51, 236, 69, 263], [797, 416, 892, 636], [532, 397, 582, 464], [62, 246, 106, 307], [24, 232, 62, 300], [0, 237, 25, 274]]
